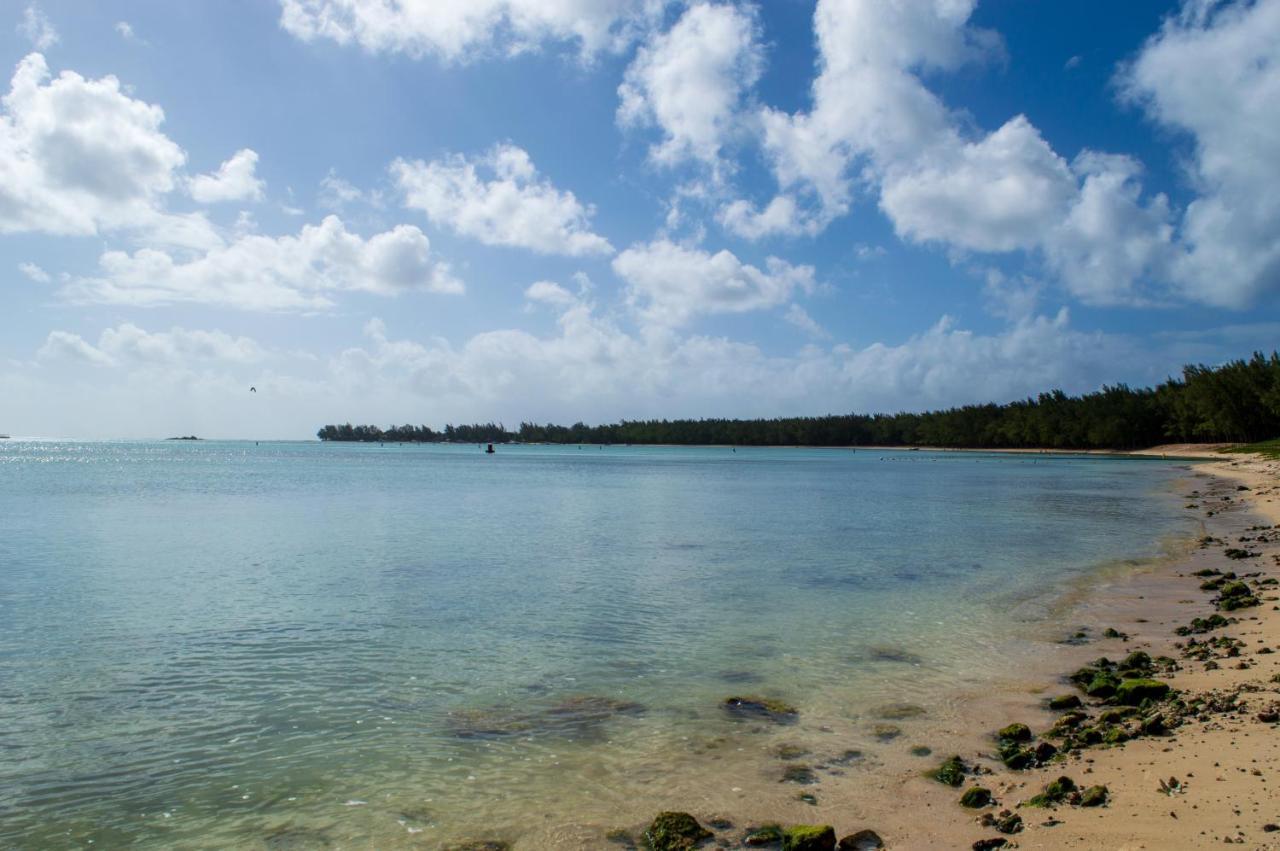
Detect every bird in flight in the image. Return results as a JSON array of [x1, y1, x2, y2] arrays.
[[249, 386, 257, 393]]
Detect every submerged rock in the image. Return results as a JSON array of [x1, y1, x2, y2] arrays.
[[722, 696, 799, 723], [443, 843, 510, 851], [782, 824, 836, 851], [872, 724, 902, 741], [645, 812, 713, 851], [1047, 694, 1082, 710], [873, 702, 927, 720], [744, 824, 784, 846], [446, 694, 644, 739], [780, 763, 818, 785]]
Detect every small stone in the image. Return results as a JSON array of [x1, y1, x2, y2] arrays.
[[837, 830, 884, 850], [781, 824, 836, 851], [972, 839, 1007, 850], [645, 812, 713, 851]]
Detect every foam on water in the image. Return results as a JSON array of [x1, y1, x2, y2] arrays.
[[0, 441, 1195, 847]]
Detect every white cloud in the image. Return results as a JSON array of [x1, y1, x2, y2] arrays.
[[0, 52, 218, 249], [18, 261, 50, 282], [38, 323, 265, 368], [784, 304, 829, 340], [393, 144, 613, 256], [613, 239, 815, 326], [1120, 0, 1280, 308], [115, 21, 141, 42], [319, 169, 367, 209], [62, 215, 463, 311], [18, 4, 58, 50], [524, 280, 577, 306], [617, 3, 763, 171], [278, 0, 667, 63], [188, 148, 265, 204]]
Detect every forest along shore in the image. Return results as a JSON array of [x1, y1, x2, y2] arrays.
[[591, 448, 1280, 851]]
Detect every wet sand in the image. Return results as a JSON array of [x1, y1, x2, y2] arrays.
[[540, 446, 1280, 850]]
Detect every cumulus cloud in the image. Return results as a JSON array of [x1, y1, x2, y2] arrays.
[[613, 239, 815, 326], [393, 144, 613, 256], [18, 4, 58, 50], [61, 215, 463, 311], [524, 280, 577, 307], [278, 0, 667, 63], [188, 148, 265, 204], [0, 52, 217, 249], [38, 323, 265, 368], [18, 261, 50, 282], [784, 304, 830, 340], [1120, 0, 1280, 307], [617, 3, 763, 171]]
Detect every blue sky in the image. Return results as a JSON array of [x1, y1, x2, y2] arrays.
[[1, 0, 1277, 438]]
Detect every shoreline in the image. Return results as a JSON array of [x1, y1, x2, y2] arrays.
[[575, 446, 1280, 851]]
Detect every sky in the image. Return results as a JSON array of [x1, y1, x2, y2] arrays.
[[1, 0, 1277, 439]]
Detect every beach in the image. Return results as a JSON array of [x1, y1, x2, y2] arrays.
[[594, 446, 1280, 851]]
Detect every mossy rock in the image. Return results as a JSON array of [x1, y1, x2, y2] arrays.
[[1048, 694, 1081, 710], [996, 723, 1031, 742], [1026, 776, 1076, 807], [782, 824, 836, 851], [645, 812, 712, 851], [722, 696, 798, 723], [932, 755, 967, 786], [1139, 712, 1167, 735], [1084, 672, 1119, 698], [444, 843, 510, 851], [1079, 785, 1108, 807], [960, 787, 993, 808], [1118, 651, 1152, 672], [1114, 678, 1171, 706], [1101, 725, 1128, 744], [997, 741, 1035, 770], [1097, 706, 1136, 724], [605, 828, 634, 846], [744, 824, 783, 846]]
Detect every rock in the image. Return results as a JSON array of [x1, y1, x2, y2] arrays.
[[837, 829, 884, 850], [1119, 651, 1152, 672], [744, 824, 784, 846], [1033, 741, 1058, 762], [1140, 712, 1167, 735], [1103, 627, 1125, 639], [1048, 695, 1082, 710], [1114, 678, 1171, 706], [1216, 580, 1260, 611], [1079, 785, 1108, 807], [781, 764, 817, 785], [933, 755, 968, 786], [972, 839, 1007, 850], [994, 812, 1023, 834], [645, 812, 713, 851], [909, 745, 932, 757], [605, 829, 633, 846], [444, 844, 510, 851], [873, 702, 927, 720], [781, 824, 836, 851], [960, 787, 993, 808], [996, 723, 1032, 742], [997, 742, 1035, 770], [775, 744, 810, 760], [872, 724, 902, 741], [722, 696, 799, 723], [1258, 711, 1279, 724], [707, 818, 733, 830], [1263, 824, 1279, 833], [1027, 776, 1077, 808], [1085, 672, 1120, 698]]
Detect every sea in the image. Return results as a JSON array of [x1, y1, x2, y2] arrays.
[[0, 440, 1199, 848]]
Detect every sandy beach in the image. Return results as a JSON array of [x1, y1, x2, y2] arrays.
[[593, 446, 1280, 851]]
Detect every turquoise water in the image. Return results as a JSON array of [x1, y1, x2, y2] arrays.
[[0, 441, 1194, 848]]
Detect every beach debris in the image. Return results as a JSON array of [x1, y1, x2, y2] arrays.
[[796, 792, 819, 805], [932, 755, 969, 786], [1158, 777, 1183, 795], [837, 829, 884, 850], [644, 812, 712, 851], [959, 787, 993, 808], [781, 824, 836, 851], [722, 696, 799, 724]]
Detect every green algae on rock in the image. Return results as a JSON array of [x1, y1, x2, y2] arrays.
[[744, 824, 783, 846], [1079, 785, 1109, 807], [645, 812, 712, 851], [932, 755, 968, 786], [960, 787, 993, 808], [1026, 776, 1077, 807], [1114, 678, 1171, 705], [782, 824, 836, 851], [996, 723, 1031, 742], [1047, 694, 1082, 710]]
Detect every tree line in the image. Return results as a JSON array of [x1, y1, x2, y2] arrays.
[[317, 351, 1280, 450]]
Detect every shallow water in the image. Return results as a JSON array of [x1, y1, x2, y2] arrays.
[[0, 441, 1195, 847]]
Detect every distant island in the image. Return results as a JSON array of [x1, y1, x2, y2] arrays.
[[318, 351, 1280, 451], [166, 436, 202, 441]]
